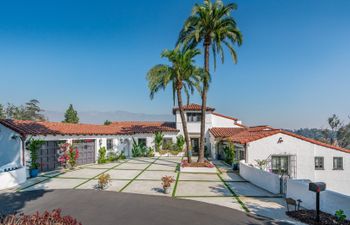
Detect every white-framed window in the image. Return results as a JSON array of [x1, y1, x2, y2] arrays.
[[187, 113, 201, 122], [333, 157, 343, 170], [107, 139, 113, 150], [314, 157, 324, 170], [138, 138, 147, 147]]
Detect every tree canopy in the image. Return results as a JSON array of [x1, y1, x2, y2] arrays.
[[0, 99, 45, 121], [63, 104, 79, 124]]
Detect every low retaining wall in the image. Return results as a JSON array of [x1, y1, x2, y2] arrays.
[[239, 161, 280, 194], [0, 167, 26, 190], [286, 179, 350, 217]]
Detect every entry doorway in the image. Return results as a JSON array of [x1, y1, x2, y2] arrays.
[[190, 138, 199, 156]]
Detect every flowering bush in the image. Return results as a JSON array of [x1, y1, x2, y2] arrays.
[[0, 208, 81, 225], [181, 160, 214, 168], [161, 175, 175, 188], [58, 143, 79, 168]]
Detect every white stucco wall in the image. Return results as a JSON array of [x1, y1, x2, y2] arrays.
[[246, 133, 350, 195], [287, 179, 350, 217], [211, 114, 241, 128], [0, 167, 26, 190], [175, 111, 212, 135], [0, 124, 22, 170], [240, 161, 281, 194]]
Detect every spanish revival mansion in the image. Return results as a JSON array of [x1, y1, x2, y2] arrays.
[[0, 104, 349, 195]]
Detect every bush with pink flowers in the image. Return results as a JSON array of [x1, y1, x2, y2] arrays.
[[0, 208, 82, 225], [58, 143, 79, 169]]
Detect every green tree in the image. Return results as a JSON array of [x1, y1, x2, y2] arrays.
[[0, 104, 5, 119], [147, 47, 205, 163], [338, 123, 350, 149], [154, 131, 164, 152], [177, 0, 242, 162], [5, 103, 25, 120], [23, 99, 45, 121], [104, 120, 112, 125], [63, 104, 79, 124], [328, 114, 342, 145]]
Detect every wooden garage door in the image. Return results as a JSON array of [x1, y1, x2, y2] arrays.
[[73, 140, 96, 165], [38, 141, 61, 172]]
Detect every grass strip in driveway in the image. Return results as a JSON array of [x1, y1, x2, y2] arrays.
[[172, 170, 180, 197], [16, 166, 85, 192], [217, 173, 249, 213], [119, 157, 160, 192], [73, 159, 130, 189]]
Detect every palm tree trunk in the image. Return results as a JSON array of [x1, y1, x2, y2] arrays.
[[176, 87, 192, 163], [198, 43, 210, 163]]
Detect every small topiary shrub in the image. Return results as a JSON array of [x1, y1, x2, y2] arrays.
[[98, 147, 107, 164]]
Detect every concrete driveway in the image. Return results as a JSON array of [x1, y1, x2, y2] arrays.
[[12, 157, 297, 223]]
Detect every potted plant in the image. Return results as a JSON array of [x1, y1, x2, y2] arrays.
[[27, 139, 44, 178], [161, 175, 175, 194], [97, 173, 111, 190]]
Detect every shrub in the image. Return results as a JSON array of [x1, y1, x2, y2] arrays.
[[159, 150, 169, 155], [119, 152, 126, 160], [146, 147, 155, 157], [97, 173, 111, 190], [255, 159, 268, 170], [58, 143, 79, 169], [223, 142, 235, 165], [97, 147, 107, 164], [175, 135, 185, 151], [335, 209, 347, 222], [131, 139, 151, 157], [107, 151, 118, 162], [0, 209, 81, 225], [162, 139, 175, 151], [154, 131, 164, 152], [26, 139, 44, 170]]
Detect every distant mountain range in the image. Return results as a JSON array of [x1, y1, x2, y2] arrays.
[[44, 110, 174, 124]]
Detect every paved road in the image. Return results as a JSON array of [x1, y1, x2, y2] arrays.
[[0, 190, 289, 225]]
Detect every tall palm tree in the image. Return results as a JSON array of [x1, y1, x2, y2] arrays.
[[147, 47, 205, 163], [177, 0, 242, 162]]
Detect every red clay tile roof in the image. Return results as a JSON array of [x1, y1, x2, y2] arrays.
[[209, 127, 350, 154], [172, 103, 215, 114], [0, 119, 178, 137], [212, 112, 238, 121], [110, 121, 178, 134]]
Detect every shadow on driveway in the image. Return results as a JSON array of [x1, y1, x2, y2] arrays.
[[0, 190, 290, 225]]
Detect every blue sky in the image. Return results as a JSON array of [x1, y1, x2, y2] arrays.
[[0, 0, 349, 129]]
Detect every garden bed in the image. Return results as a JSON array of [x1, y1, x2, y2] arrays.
[[286, 210, 350, 225], [180, 160, 217, 173]]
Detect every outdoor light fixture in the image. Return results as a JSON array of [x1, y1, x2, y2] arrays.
[[11, 134, 20, 140], [99, 139, 102, 147], [277, 137, 283, 143]]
